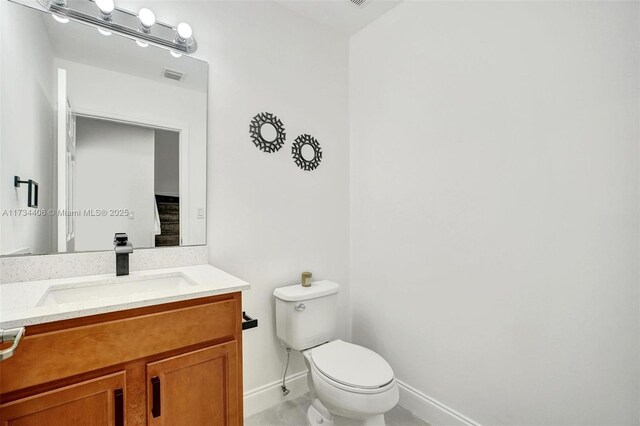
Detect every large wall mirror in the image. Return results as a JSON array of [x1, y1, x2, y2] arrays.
[[0, 1, 208, 256]]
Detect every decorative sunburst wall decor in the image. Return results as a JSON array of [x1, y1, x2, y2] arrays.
[[249, 112, 286, 153], [292, 134, 322, 171]]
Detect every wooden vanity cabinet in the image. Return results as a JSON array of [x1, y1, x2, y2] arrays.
[[0, 372, 125, 426], [0, 292, 244, 426], [147, 342, 240, 426]]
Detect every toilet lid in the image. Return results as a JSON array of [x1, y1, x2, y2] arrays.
[[310, 340, 394, 389]]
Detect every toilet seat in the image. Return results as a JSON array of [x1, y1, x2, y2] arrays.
[[309, 340, 395, 393]]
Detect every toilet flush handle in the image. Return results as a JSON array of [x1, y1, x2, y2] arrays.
[[295, 303, 306, 312]]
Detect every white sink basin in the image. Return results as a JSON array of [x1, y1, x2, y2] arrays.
[[37, 273, 198, 307]]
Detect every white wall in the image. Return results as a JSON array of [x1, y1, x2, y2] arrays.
[[56, 58, 207, 246], [75, 117, 155, 251], [154, 130, 180, 197], [350, 2, 639, 425], [205, 1, 350, 401], [115, 0, 350, 404], [0, 2, 55, 255]]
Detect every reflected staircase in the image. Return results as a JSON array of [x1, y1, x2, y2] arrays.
[[155, 195, 180, 247]]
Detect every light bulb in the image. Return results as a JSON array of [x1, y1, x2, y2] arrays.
[[170, 51, 182, 58], [52, 14, 69, 24], [95, 0, 114, 15], [176, 23, 192, 41], [138, 8, 155, 29], [136, 40, 149, 48], [98, 28, 112, 36]]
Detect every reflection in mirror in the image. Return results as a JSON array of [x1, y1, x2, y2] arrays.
[[0, 1, 208, 256]]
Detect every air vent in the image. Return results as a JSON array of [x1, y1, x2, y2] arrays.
[[350, 0, 367, 6], [163, 69, 185, 82]]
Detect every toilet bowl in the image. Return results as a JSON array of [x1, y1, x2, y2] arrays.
[[273, 281, 399, 425], [303, 340, 399, 425]]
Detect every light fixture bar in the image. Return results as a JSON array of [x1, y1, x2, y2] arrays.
[[37, 0, 197, 54]]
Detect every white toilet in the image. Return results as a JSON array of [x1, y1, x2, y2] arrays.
[[274, 281, 399, 426]]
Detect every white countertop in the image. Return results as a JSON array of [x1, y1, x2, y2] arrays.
[[0, 264, 250, 329]]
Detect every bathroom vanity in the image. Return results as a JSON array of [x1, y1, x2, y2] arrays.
[[0, 265, 250, 426], [0, 1, 249, 424]]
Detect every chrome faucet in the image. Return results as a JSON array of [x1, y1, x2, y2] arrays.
[[114, 233, 133, 276]]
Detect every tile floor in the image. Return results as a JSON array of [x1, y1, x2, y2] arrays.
[[245, 393, 430, 426]]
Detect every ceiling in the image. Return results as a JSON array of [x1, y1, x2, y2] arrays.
[[273, 0, 402, 35]]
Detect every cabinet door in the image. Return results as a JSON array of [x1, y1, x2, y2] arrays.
[[0, 371, 125, 426], [147, 341, 240, 426]]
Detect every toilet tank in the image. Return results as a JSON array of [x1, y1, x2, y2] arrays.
[[273, 281, 340, 351]]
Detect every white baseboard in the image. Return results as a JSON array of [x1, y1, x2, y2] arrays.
[[397, 380, 481, 426], [243, 370, 309, 418]]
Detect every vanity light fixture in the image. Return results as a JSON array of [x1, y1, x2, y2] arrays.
[[176, 23, 192, 42], [95, 0, 114, 20], [95, 0, 114, 36], [95, 0, 116, 37], [37, 0, 198, 54], [175, 22, 195, 50], [138, 8, 155, 32]]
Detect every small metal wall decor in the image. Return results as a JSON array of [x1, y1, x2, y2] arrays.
[[292, 134, 322, 171], [249, 112, 286, 153]]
